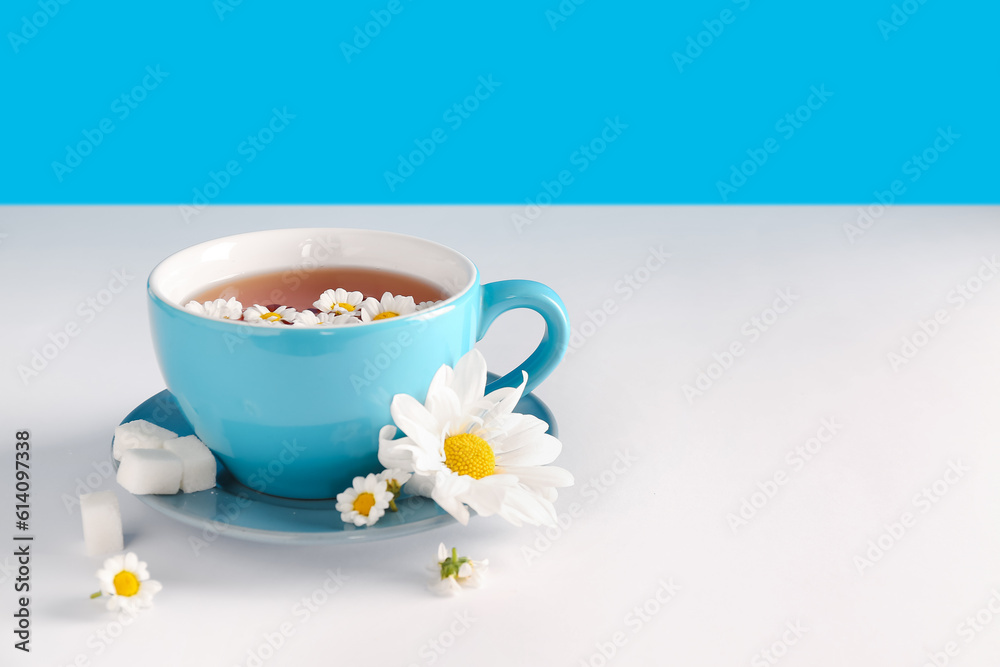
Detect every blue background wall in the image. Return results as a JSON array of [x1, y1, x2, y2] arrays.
[[1, 0, 996, 203]]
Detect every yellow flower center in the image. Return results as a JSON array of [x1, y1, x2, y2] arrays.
[[443, 433, 495, 479], [262, 311, 282, 321], [113, 571, 140, 597], [337, 302, 356, 312], [353, 492, 376, 516], [373, 311, 398, 320]]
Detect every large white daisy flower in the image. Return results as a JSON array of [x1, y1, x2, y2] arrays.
[[428, 543, 488, 596], [95, 552, 163, 613], [360, 292, 416, 323], [314, 288, 365, 316], [184, 297, 243, 320], [335, 473, 394, 527], [243, 304, 296, 325], [378, 349, 573, 527]]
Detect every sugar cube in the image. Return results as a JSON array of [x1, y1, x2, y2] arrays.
[[163, 435, 217, 493], [117, 449, 183, 495], [80, 491, 124, 556], [113, 419, 178, 461]]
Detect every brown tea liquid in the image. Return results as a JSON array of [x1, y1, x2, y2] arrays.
[[187, 266, 449, 310]]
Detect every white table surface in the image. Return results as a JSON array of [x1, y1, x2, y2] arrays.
[[2, 205, 999, 666]]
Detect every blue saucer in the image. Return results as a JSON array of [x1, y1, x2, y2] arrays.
[[114, 376, 558, 545]]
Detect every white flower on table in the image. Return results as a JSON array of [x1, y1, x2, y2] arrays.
[[378, 348, 573, 527], [428, 543, 488, 596], [93, 552, 163, 613]]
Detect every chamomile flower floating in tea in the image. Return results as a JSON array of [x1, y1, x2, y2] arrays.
[[416, 300, 442, 311], [336, 473, 395, 527], [317, 312, 362, 326], [92, 552, 162, 613], [184, 297, 243, 320], [243, 304, 296, 325], [378, 349, 573, 527], [428, 543, 488, 596], [290, 310, 321, 326], [360, 292, 417, 323], [314, 288, 365, 315]]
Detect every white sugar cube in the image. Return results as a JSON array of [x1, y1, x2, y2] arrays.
[[117, 449, 183, 495], [113, 419, 178, 461], [163, 435, 217, 493], [80, 491, 124, 556]]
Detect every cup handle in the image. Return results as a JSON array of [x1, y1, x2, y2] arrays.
[[478, 280, 570, 394]]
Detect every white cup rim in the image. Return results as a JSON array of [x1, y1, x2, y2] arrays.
[[148, 228, 478, 327]]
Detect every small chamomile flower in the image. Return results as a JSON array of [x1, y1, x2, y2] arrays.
[[92, 552, 163, 613], [318, 312, 362, 326], [290, 310, 321, 326], [243, 304, 296, 325], [335, 473, 394, 527], [184, 297, 243, 320], [377, 468, 412, 511], [360, 292, 417, 323], [314, 288, 365, 315], [428, 543, 488, 596], [416, 300, 442, 312]]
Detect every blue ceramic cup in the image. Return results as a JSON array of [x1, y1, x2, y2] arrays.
[[148, 228, 570, 499]]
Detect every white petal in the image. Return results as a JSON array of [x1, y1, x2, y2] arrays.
[[424, 386, 464, 432], [429, 473, 472, 525], [493, 432, 562, 467], [123, 553, 139, 571], [496, 487, 559, 527], [377, 426, 409, 467], [478, 373, 527, 429], [459, 475, 520, 518], [451, 349, 487, 411], [428, 575, 462, 596], [403, 473, 436, 498], [499, 464, 575, 489], [390, 395, 444, 453], [487, 413, 551, 452], [424, 364, 455, 403], [437, 543, 448, 561]]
